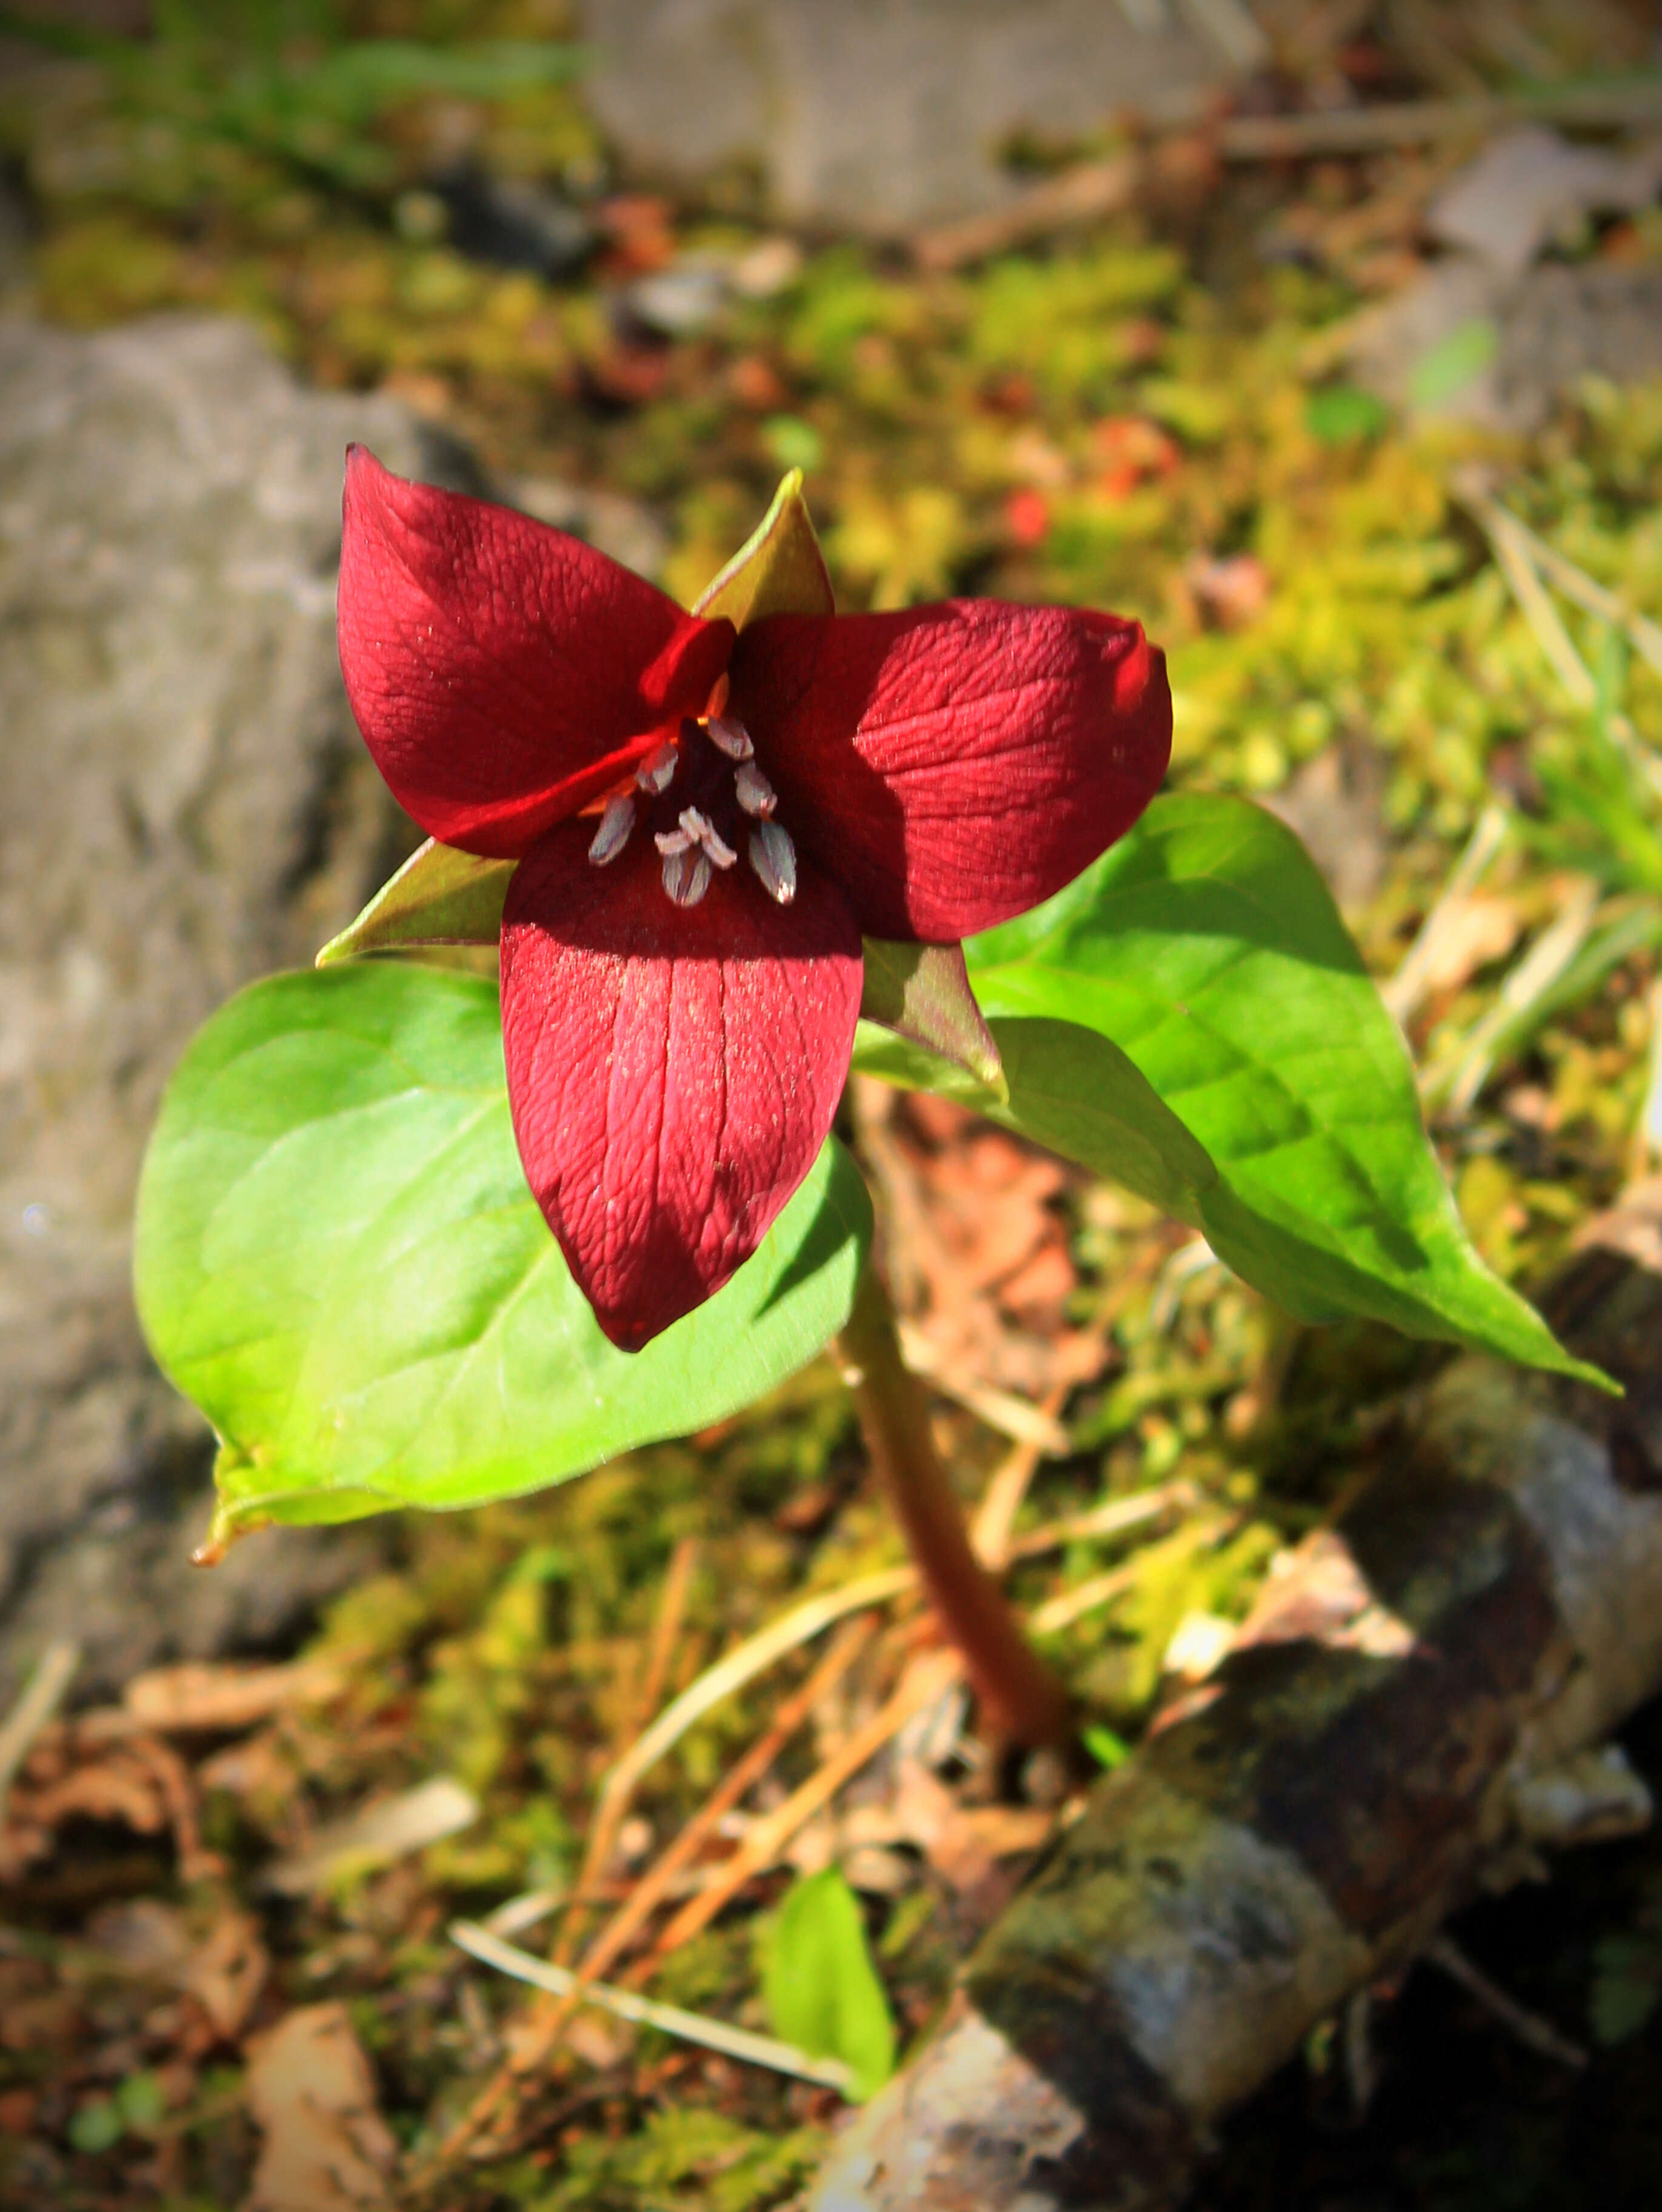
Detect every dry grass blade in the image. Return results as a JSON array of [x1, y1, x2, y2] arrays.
[[1003, 1479, 1195, 1561], [1438, 878, 1601, 1114], [560, 1534, 699, 1962], [1026, 1563, 1141, 1637], [1383, 804, 1510, 1026], [912, 154, 1138, 271], [1216, 82, 1662, 160], [897, 1322, 1072, 1454], [0, 1641, 78, 1802], [450, 1921, 855, 2092], [1422, 1934, 1589, 2070], [646, 1650, 963, 1965], [424, 1577, 911, 2172], [970, 1393, 1069, 1570], [484, 1616, 880, 2107], [1470, 498, 1598, 710], [1456, 479, 1662, 684], [582, 1614, 876, 1988], [590, 1566, 916, 1829]]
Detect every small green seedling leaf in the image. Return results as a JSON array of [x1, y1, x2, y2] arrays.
[[114, 2071, 167, 2134], [694, 468, 836, 626], [1409, 316, 1498, 411], [135, 964, 872, 1544], [1083, 1725, 1130, 1770], [316, 838, 515, 964], [762, 1867, 896, 2102], [859, 939, 1005, 1095], [1304, 384, 1390, 444], [67, 2097, 125, 2155]]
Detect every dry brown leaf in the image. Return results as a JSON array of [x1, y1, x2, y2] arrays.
[[122, 1657, 345, 1733], [85, 1897, 193, 1979], [185, 1908, 270, 2041], [261, 1775, 478, 1897], [1407, 891, 1524, 1000], [18, 1749, 168, 1834], [243, 2003, 396, 2212]]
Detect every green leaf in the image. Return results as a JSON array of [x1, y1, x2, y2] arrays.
[[859, 793, 1602, 1384], [135, 964, 872, 1545], [693, 468, 836, 626], [316, 838, 515, 964], [1304, 384, 1390, 444], [1409, 316, 1498, 411], [762, 1867, 896, 2102], [1082, 1724, 1130, 1769], [67, 2099, 125, 2156], [853, 1016, 1218, 1228], [859, 939, 1004, 1094]]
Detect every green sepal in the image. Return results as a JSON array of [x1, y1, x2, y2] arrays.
[[693, 468, 836, 626], [316, 838, 515, 964], [858, 940, 1005, 1096]]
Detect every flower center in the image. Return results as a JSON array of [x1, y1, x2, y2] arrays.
[[586, 713, 797, 910]]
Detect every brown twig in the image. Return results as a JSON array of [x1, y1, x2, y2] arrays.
[[1215, 82, 1662, 161], [911, 82, 1662, 273]]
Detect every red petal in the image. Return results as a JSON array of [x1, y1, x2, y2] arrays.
[[338, 448, 733, 857], [501, 823, 863, 1349], [730, 602, 1171, 939]]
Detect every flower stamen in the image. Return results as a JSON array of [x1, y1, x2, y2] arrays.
[[707, 714, 754, 761], [655, 825, 695, 856], [749, 819, 797, 905], [662, 846, 713, 907], [636, 739, 679, 793], [734, 762, 776, 818], [679, 806, 738, 869], [587, 792, 635, 865]]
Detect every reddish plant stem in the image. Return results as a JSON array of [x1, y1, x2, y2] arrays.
[[835, 1264, 1072, 1748]]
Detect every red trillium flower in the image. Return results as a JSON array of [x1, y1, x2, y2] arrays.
[[337, 449, 1172, 1349]]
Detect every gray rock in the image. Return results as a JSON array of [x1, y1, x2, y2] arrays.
[[0, 314, 484, 1701], [1349, 254, 1662, 434], [579, 0, 1244, 230], [1427, 126, 1662, 282]]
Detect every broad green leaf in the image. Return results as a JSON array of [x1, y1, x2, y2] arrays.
[[853, 1016, 1217, 1228], [859, 792, 1603, 1384], [135, 964, 872, 1545], [762, 1868, 896, 2102], [693, 468, 836, 625], [316, 838, 515, 963], [858, 939, 1004, 1094]]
